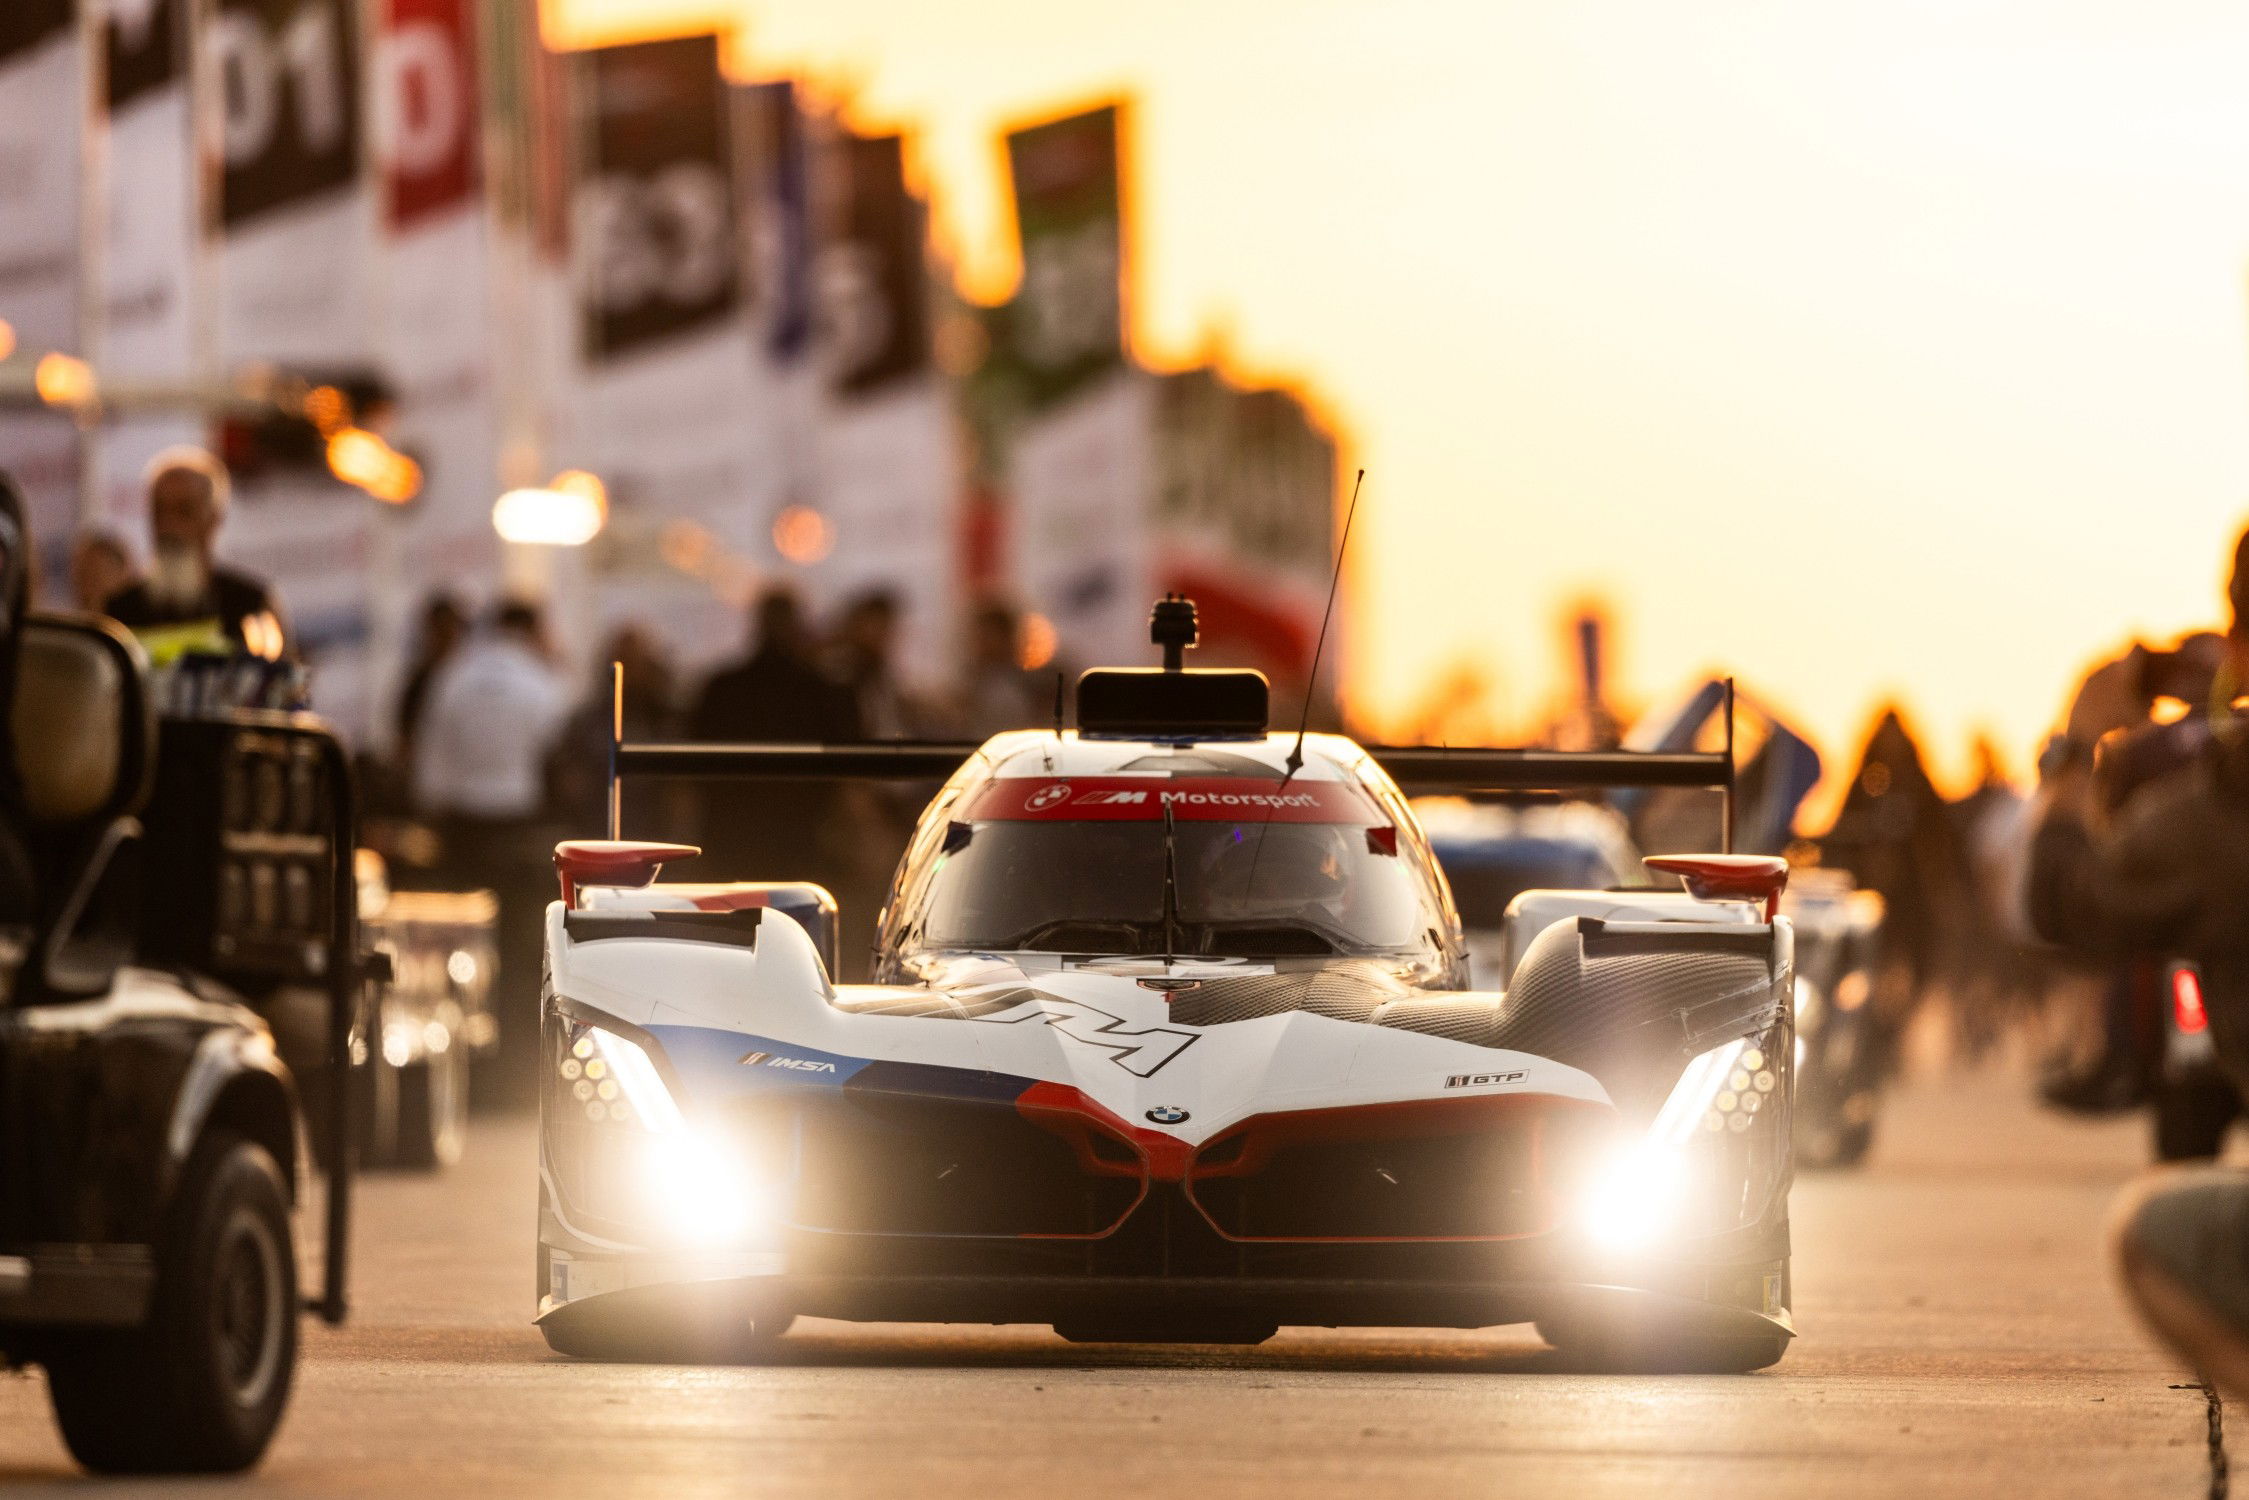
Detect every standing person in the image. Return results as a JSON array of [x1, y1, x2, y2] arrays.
[[412, 599, 574, 1105], [393, 593, 468, 769], [549, 623, 682, 838], [688, 587, 862, 892], [829, 588, 934, 740], [103, 447, 287, 660], [68, 529, 136, 616], [961, 600, 1048, 737]]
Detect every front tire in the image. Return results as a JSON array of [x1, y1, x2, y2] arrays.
[[45, 1132, 298, 1473]]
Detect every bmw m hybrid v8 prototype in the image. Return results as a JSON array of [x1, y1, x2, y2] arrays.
[[534, 602, 1798, 1370]]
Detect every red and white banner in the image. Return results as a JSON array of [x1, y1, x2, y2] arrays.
[[1010, 370, 1154, 670]]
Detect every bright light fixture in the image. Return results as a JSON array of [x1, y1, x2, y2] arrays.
[[33, 352, 95, 410], [580, 1024, 759, 1246], [1576, 1035, 1755, 1254], [494, 481, 606, 546]]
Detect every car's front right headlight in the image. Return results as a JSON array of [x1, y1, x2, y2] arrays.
[[1574, 1028, 1787, 1256], [552, 1017, 768, 1248]]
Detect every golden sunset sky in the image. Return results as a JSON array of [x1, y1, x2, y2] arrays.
[[549, 0, 2249, 793]]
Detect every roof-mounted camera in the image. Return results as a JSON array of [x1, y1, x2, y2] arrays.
[[1075, 595, 1270, 740]]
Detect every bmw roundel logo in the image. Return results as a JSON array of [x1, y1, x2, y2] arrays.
[[1145, 1106, 1190, 1125], [1026, 783, 1072, 810]]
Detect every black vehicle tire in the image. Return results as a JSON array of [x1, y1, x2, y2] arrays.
[[45, 1132, 297, 1473], [1052, 1317, 1278, 1345], [389, 1048, 468, 1170], [2154, 1078, 2239, 1163], [1535, 1319, 1789, 1374], [539, 1307, 797, 1364]]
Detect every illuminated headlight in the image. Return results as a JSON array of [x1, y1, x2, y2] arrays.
[[1576, 1035, 1777, 1254], [558, 1021, 764, 1247]]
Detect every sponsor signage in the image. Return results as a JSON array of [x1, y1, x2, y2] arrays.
[[578, 34, 736, 361], [214, 0, 365, 229], [967, 776, 1379, 825], [381, 0, 478, 229], [107, 0, 186, 109], [819, 132, 926, 395], [1003, 105, 1122, 409]]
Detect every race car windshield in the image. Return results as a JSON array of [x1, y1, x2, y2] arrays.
[[904, 779, 1440, 958]]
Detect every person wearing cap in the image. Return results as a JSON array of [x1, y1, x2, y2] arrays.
[[103, 447, 287, 661]]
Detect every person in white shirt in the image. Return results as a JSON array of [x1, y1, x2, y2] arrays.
[[413, 600, 572, 820], [411, 598, 572, 1103]]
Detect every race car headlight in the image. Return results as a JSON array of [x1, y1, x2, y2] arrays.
[[1576, 1034, 1777, 1254], [554, 1020, 765, 1247]]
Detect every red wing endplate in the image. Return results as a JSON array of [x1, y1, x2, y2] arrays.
[[555, 840, 702, 906], [1644, 853, 1789, 918]]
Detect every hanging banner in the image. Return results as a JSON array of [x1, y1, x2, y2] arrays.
[[0, 0, 88, 564], [1152, 371, 1337, 696], [818, 132, 926, 396], [374, 0, 495, 683], [1003, 104, 1122, 410], [212, 0, 374, 363], [100, 0, 205, 535], [215, 0, 363, 229], [381, 0, 476, 230], [739, 79, 811, 361], [1010, 371, 1153, 670], [578, 34, 736, 362]]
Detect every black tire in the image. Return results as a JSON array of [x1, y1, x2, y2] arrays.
[[2155, 1078, 2239, 1163], [45, 1132, 297, 1473], [389, 1048, 468, 1170], [539, 1308, 797, 1363], [1536, 1320, 1789, 1374], [1052, 1318, 1278, 1345]]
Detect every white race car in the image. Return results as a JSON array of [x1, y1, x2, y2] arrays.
[[534, 603, 1797, 1369]]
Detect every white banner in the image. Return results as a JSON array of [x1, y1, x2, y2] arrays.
[[1010, 370, 1153, 672], [97, 1, 204, 541], [793, 375, 957, 692], [0, 10, 87, 567]]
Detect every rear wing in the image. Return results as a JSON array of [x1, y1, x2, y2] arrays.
[[606, 682, 1738, 851]]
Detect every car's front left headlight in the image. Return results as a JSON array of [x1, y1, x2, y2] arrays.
[[1575, 1029, 1786, 1255], [553, 1018, 769, 1248]]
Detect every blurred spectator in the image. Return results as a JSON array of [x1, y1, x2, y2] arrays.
[[0, 474, 35, 930], [550, 623, 682, 837], [395, 593, 468, 765], [2073, 527, 2249, 1393], [104, 447, 287, 660], [413, 599, 573, 1104], [689, 588, 862, 887], [69, 528, 136, 615], [830, 587, 932, 739], [2034, 633, 2228, 1110], [962, 600, 1049, 736]]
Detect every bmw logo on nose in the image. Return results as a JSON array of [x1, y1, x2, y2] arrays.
[[1145, 1106, 1190, 1125]]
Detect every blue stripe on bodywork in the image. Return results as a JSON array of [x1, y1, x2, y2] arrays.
[[645, 1025, 873, 1103], [643, 1025, 1039, 1111]]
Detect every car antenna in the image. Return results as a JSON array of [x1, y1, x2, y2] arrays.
[[1047, 669, 1065, 771], [608, 660, 623, 839], [1283, 467, 1365, 782]]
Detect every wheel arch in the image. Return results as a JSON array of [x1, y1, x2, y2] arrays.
[[166, 1030, 301, 1208]]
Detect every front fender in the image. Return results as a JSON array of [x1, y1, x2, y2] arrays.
[[165, 1022, 300, 1207]]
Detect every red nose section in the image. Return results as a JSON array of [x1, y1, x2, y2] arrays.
[[1644, 853, 1790, 919], [554, 840, 701, 906]]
